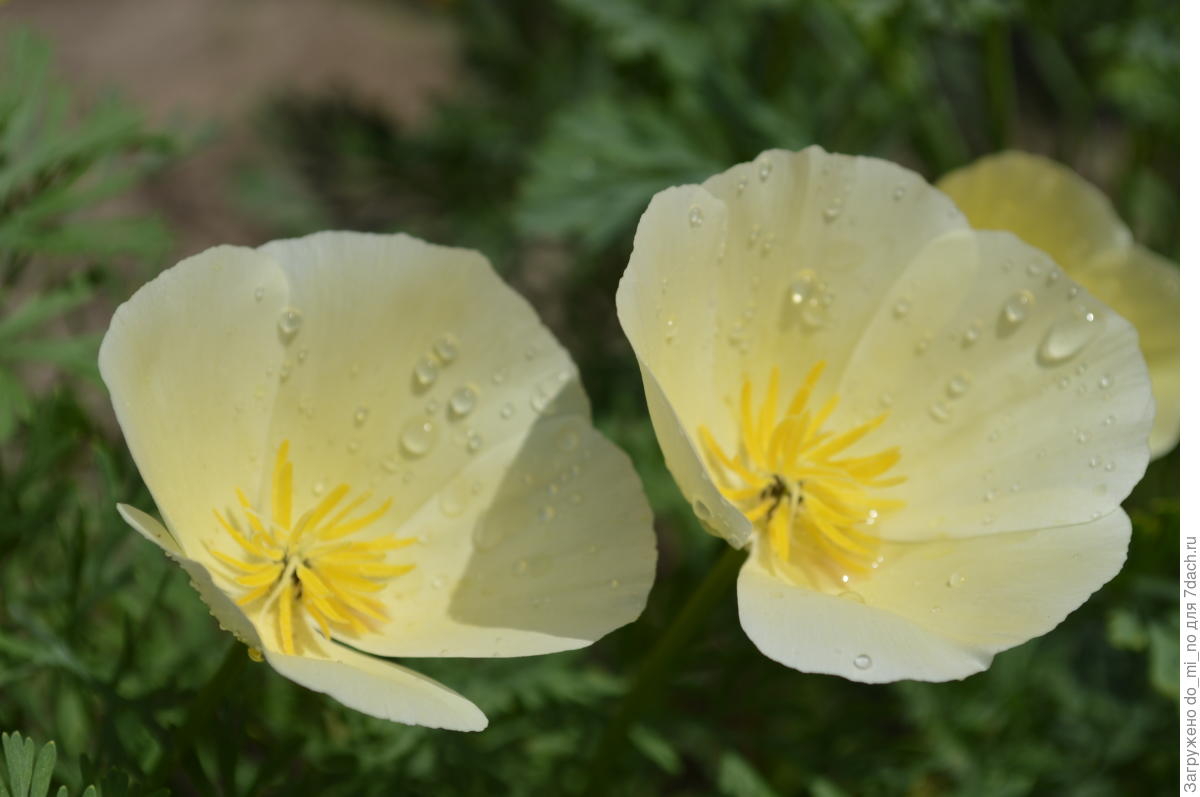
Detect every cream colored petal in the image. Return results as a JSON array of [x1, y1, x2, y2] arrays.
[[937, 151, 1132, 273], [740, 510, 1129, 682], [836, 229, 1152, 542], [1075, 245, 1179, 457], [264, 638, 486, 730], [616, 148, 966, 546], [99, 246, 290, 567], [116, 504, 262, 649], [253, 232, 655, 657]]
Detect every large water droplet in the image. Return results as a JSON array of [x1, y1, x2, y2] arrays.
[[853, 654, 872, 670], [433, 333, 459, 364], [400, 419, 437, 457], [413, 356, 439, 388], [449, 385, 478, 418], [277, 307, 303, 342], [1037, 306, 1099, 365]]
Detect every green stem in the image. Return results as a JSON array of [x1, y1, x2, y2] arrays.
[[147, 640, 247, 790], [984, 21, 1015, 150], [583, 545, 745, 794]]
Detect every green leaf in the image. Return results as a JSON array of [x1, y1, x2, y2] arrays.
[[628, 725, 681, 775], [28, 742, 53, 797], [718, 752, 780, 797]]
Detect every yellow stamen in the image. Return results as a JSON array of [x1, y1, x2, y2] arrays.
[[699, 363, 904, 587], [210, 440, 415, 655]]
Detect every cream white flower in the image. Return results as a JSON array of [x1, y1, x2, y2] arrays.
[[938, 151, 1179, 458], [101, 231, 656, 729], [616, 147, 1152, 682]]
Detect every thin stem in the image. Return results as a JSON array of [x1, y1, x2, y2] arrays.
[[582, 544, 745, 794], [147, 640, 247, 790]]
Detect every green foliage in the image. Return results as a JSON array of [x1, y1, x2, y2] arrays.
[[0, 4, 1179, 797]]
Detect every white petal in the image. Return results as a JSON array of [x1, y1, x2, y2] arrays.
[[264, 639, 486, 730], [837, 229, 1152, 541], [116, 504, 262, 649], [255, 232, 655, 656], [738, 510, 1130, 682], [99, 246, 289, 565]]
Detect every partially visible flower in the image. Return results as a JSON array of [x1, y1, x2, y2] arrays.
[[617, 146, 1153, 682], [938, 151, 1179, 457], [101, 231, 657, 729]]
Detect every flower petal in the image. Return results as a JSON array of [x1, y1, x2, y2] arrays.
[[100, 246, 290, 564], [738, 510, 1130, 682], [116, 504, 262, 649], [936, 151, 1131, 273], [255, 232, 656, 656], [263, 638, 486, 730], [836, 229, 1152, 541], [1073, 245, 1179, 457]]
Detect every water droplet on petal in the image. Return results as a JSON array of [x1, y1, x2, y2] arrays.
[[961, 321, 981, 347], [688, 206, 703, 227], [466, 431, 483, 453], [665, 315, 677, 343], [353, 406, 369, 426], [1038, 306, 1100, 365], [891, 185, 906, 201], [946, 371, 971, 398], [500, 402, 515, 419], [853, 654, 872, 670], [558, 427, 580, 452], [946, 572, 965, 588], [254, 286, 265, 302], [757, 158, 772, 181], [448, 385, 478, 418], [277, 307, 303, 342], [892, 298, 911, 319], [928, 401, 952, 423], [538, 505, 557, 522], [413, 356, 439, 388], [1001, 290, 1035, 328], [822, 202, 842, 223], [433, 333, 459, 364], [1097, 374, 1112, 390], [400, 419, 438, 457]]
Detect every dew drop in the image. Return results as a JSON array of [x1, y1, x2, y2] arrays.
[[1037, 305, 1099, 365], [353, 406, 369, 426], [736, 178, 747, 196], [892, 298, 911, 319], [1104, 461, 1115, 472], [946, 572, 965, 588], [1001, 290, 1035, 327], [788, 271, 816, 305], [757, 158, 772, 182], [466, 431, 483, 453], [433, 333, 459, 364], [962, 321, 981, 347], [254, 286, 265, 302], [822, 202, 842, 223], [853, 654, 872, 670], [277, 307, 303, 342], [914, 334, 931, 355], [491, 367, 509, 385], [688, 206, 703, 227], [1076, 430, 1090, 445], [400, 419, 437, 457], [1103, 414, 1116, 426], [448, 385, 478, 418], [1026, 260, 1043, 277], [879, 391, 894, 408], [665, 315, 678, 343], [945, 371, 971, 398], [558, 427, 581, 452], [500, 402, 515, 419], [609, 578, 621, 589], [297, 348, 308, 364], [1097, 374, 1112, 390], [1088, 456, 1100, 469], [984, 488, 997, 502], [928, 400, 952, 423], [312, 480, 326, 496], [891, 185, 906, 201], [413, 356, 439, 388], [538, 505, 557, 523]]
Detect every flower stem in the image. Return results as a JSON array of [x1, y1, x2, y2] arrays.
[[582, 544, 745, 794], [147, 640, 247, 790]]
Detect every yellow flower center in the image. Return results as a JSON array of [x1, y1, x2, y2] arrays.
[[209, 441, 415, 655], [699, 362, 905, 588]]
